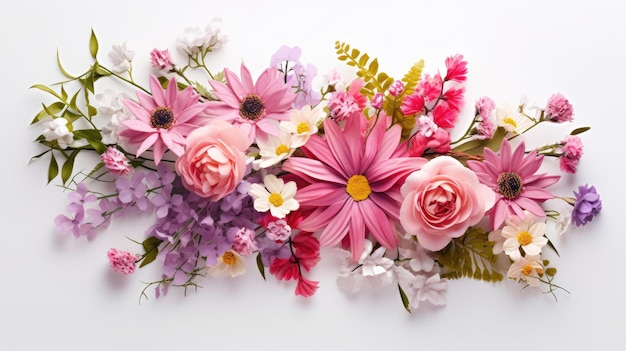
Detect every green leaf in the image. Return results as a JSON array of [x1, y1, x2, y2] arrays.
[[398, 284, 411, 313], [73, 129, 103, 141], [368, 58, 379, 76], [56, 50, 76, 79], [570, 126, 590, 135], [88, 139, 108, 154], [89, 29, 98, 59], [358, 53, 370, 67], [48, 152, 59, 183], [31, 101, 66, 124], [31, 84, 63, 100], [256, 253, 266, 281], [545, 236, 560, 257], [139, 236, 163, 268], [61, 149, 80, 184]]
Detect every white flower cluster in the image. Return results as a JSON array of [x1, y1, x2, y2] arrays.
[[337, 238, 447, 311], [176, 18, 228, 55], [42, 118, 74, 149]]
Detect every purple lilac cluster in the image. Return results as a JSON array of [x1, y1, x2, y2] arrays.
[[146, 171, 266, 291]]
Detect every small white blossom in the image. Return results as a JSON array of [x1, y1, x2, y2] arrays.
[[555, 207, 572, 235], [280, 105, 323, 148], [108, 42, 135, 73], [507, 254, 544, 287], [248, 174, 299, 218], [95, 90, 131, 145], [207, 250, 246, 277], [254, 131, 296, 169], [417, 115, 438, 137], [42, 118, 73, 149], [177, 26, 210, 54], [205, 18, 228, 50]]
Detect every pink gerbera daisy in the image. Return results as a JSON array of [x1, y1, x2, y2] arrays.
[[206, 64, 296, 144], [120, 75, 207, 164], [282, 115, 426, 261], [467, 139, 560, 230]]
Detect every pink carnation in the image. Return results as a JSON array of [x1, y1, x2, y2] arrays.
[[175, 120, 249, 200], [476, 117, 495, 140], [560, 135, 584, 173], [107, 248, 139, 275], [475, 96, 495, 119], [232, 227, 257, 256], [388, 80, 405, 97], [545, 93, 574, 123], [370, 92, 384, 109], [101, 146, 132, 175], [150, 48, 173, 71], [400, 156, 495, 251], [327, 79, 367, 121]]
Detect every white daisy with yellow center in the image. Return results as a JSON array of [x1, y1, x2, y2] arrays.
[[248, 174, 299, 218], [279, 105, 323, 147], [500, 211, 548, 261], [495, 101, 532, 135], [507, 254, 544, 287], [207, 250, 246, 277], [254, 131, 296, 169]]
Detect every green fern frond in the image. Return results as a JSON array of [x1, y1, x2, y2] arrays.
[[335, 41, 391, 99], [401, 59, 425, 96], [435, 227, 504, 283]]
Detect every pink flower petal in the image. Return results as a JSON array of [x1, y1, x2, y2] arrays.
[[359, 200, 397, 250], [318, 201, 353, 246]]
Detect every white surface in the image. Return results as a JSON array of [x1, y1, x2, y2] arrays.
[[2, 0, 623, 350]]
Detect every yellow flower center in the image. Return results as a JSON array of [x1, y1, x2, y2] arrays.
[[297, 122, 311, 134], [346, 175, 371, 201], [517, 231, 533, 246], [503, 117, 517, 129], [222, 251, 237, 266], [275, 144, 289, 156], [521, 264, 533, 276], [269, 193, 284, 207]]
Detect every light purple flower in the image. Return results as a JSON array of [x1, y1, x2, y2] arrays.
[[572, 184, 602, 227]]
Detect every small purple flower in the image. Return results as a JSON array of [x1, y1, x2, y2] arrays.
[[572, 184, 602, 227]]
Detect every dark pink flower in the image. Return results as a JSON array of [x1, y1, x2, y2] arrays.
[[442, 87, 465, 112], [408, 128, 451, 157], [467, 139, 560, 229], [432, 104, 457, 129], [400, 93, 425, 115], [327, 79, 367, 121]]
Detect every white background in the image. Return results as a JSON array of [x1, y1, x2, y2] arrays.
[[1, 0, 623, 350]]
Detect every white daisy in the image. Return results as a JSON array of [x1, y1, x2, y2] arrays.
[[501, 211, 548, 261], [248, 174, 299, 218], [507, 254, 544, 287], [279, 105, 323, 147], [254, 131, 296, 169], [495, 101, 533, 135], [207, 250, 246, 277]]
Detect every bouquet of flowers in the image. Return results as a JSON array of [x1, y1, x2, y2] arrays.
[[30, 19, 602, 312]]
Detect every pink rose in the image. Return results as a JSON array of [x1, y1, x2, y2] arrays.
[[400, 156, 495, 251], [175, 120, 249, 200]]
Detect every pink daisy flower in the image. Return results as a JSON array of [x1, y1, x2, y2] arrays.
[[282, 115, 427, 261], [120, 75, 207, 164], [467, 139, 560, 230], [206, 64, 296, 144]]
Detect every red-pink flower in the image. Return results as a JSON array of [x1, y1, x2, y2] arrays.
[[416, 74, 443, 102], [442, 87, 465, 112], [175, 120, 249, 200], [560, 135, 584, 173], [444, 54, 468, 83], [282, 115, 426, 261], [408, 128, 451, 157], [467, 139, 560, 229], [206, 64, 296, 144], [432, 104, 457, 129], [120, 75, 207, 164], [400, 156, 495, 251], [401, 93, 425, 115]]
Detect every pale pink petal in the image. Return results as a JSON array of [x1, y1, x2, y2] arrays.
[[165, 77, 178, 106], [123, 100, 152, 122], [208, 81, 242, 108], [149, 75, 166, 107], [136, 133, 158, 156], [224, 67, 246, 100], [121, 119, 155, 133]]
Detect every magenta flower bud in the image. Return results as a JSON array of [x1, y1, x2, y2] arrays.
[[371, 92, 384, 109], [388, 80, 405, 97]]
